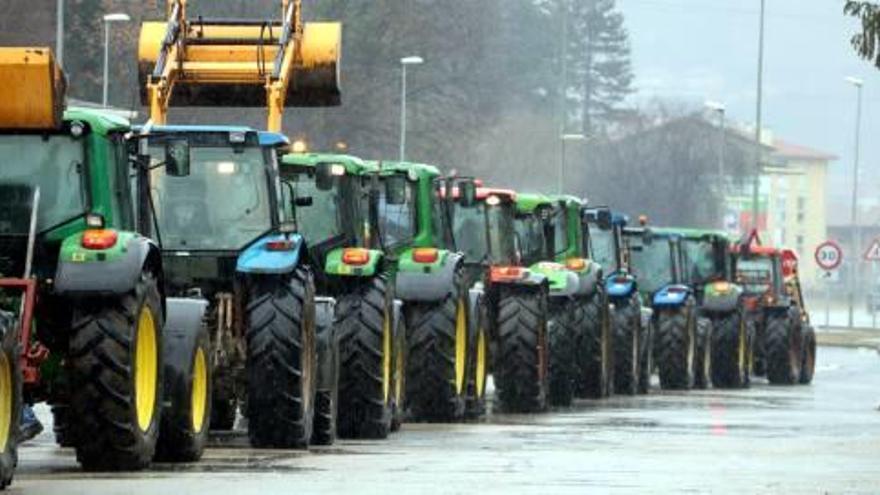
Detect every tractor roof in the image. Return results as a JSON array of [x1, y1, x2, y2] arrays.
[[257, 131, 290, 148], [369, 160, 441, 179], [281, 152, 377, 174], [661, 227, 731, 242], [546, 194, 584, 209], [477, 187, 516, 202], [64, 107, 130, 136], [139, 124, 255, 134], [515, 193, 554, 214]]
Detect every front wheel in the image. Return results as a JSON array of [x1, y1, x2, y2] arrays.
[[547, 300, 578, 407], [612, 295, 640, 395], [765, 311, 802, 385], [710, 311, 749, 389], [245, 268, 317, 448], [799, 326, 816, 384], [0, 312, 21, 489], [693, 317, 712, 390], [654, 306, 695, 390], [494, 287, 549, 413], [577, 291, 612, 398], [69, 271, 163, 471]]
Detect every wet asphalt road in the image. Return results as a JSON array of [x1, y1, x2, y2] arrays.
[[12, 345, 880, 494]]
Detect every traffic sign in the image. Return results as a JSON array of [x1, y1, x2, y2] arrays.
[[815, 240, 843, 271], [865, 237, 880, 261]]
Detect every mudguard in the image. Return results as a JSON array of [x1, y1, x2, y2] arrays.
[[315, 296, 338, 392], [530, 262, 579, 298], [490, 266, 547, 287], [236, 233, 304, 275], [605, 272, 637, 299], [701, 281, 743, 313], [324, 247, 383, 277], [573, 261, 601, 297], [652, 284, 691, 308], [395, 251, 463, 302], [54, 232, 159, 296]]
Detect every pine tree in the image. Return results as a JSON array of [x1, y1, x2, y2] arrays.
[[845, 1, 880, 68]]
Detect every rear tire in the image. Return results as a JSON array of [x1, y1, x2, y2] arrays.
[[577, 291, 612, 398], [612, 295, 640, 395], [245, 268, 317, 448], [710, 311, 749, 389], [547, 300, 577, 407], [637, 312, 653, 394], [50, 404, 73, 447], [765, 311, 802, 385], [799, 326, 816, 384], [0, 311, 21, 489], [494, 288, 549, 413], [69, 271, 163, 471], [693, 317, 712, 390], [336, 274, 394, 439], [654, 306, 695, 390], [464, 294, 488, 419], [311, 309, 339, 446]]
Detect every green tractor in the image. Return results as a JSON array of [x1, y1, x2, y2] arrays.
[[583, 208, 653, 395], [142, 125, 328, 449], [279, 153, 402, 438], [676, 229, 751, 389], [442, 182, 550, 413], [0, 48, 206, 479], [513, 194, 612, 405], [370, 162, 485, 421]]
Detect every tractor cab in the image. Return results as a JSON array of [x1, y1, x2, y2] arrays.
[[676, 229, 737, 305], [623, 227, 687, 304]]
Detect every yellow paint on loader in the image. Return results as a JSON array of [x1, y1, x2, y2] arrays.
[[0, 47, 66, 130]]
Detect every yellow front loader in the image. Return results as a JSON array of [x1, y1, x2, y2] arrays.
[[138, 0, 341, 132]]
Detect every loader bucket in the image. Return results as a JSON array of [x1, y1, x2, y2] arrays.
[[0, 47, 66, 130]]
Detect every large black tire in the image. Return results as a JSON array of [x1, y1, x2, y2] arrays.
[[205, 308, 236, 431], [405, 287, 468, 422], [390, 306, 407, 432], [336, 274, 394, 439], [245, 268, 317, 448], [637, 311, 653, 394], [464, 293, 489, 419], [494, 288, 549, 413], [311, 305, 339, 446], [693, 317, 712, 390], [69, 271, 163, 471], [612, 295, 640, 395], [155, 311, 211, 462], [710, 311, 749, 389], [50, 404, 73, 447], [547, 300, 578, 407], [765, 311, 802, 385], [654, 306, 695, 390], [576, 291, 612, 398], [0, 311, 21, 489], [799, 326, 816, 385]]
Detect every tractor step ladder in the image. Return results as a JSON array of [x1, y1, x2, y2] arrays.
[[138, 0, 340, 132]]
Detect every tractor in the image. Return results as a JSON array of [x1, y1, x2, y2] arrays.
[[622, 226, 709, 390], [0, 47, 206, 481], [514, 194, 611, 405], [733, 231, 815, 385], [370, 162, 486, 421], [441, 181, 550, 413], [676, 229, 751, 389], [584, 208, 652, 395], [279, 153, 403, 438]]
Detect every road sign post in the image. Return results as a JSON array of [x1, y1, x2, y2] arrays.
[[815, 241, 843, 329]]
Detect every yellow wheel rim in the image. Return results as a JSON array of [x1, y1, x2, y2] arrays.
[[0, 353, 12, 451], [454, 300, 467, 395], [191, 346, 208, 433], [394, 339, 404, 404], [475, 328, 487, 398], [738, 319, 746, 371], [383, 309, 392, 404], [135, 307, 158, 432]]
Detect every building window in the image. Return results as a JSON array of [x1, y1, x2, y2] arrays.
[[796, 235, 805, 255]]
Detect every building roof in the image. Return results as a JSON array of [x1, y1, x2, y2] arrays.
[[771, 139, 838, 162]]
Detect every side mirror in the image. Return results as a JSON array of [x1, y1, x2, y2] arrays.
[[385, 175, 408, 205], [165, 139, 191, 177], [315, 162, 341, 191], [295, 196, 314, 207], [459, 181, 477, 207], [596, 209, 612, 230]]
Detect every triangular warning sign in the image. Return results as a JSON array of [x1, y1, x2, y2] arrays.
[[865, 237, 880, 261]]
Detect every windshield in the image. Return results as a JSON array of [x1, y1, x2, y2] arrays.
[[515, 215, 546, 264], [736, 256, 774, 295], [151, 146, 272, 250], [487, 203, 518, 264], [288, 170, 344, 244], [453, 202, 488, 262], [0, 134, 87, 234], [629, 237, 675, 293], [377, 179, 417, 248], [683, 239, 723, 285], [590, 227, 616, 270], [552, 209, 568, 255]]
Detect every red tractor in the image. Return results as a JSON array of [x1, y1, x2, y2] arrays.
[[733, 231, 815, 385]]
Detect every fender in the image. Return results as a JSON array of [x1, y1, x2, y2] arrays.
[[315, 296, 338, 392], [652, 284, 691, 308], [236, 233, 303, 275], [395, 250, 463, 302], [490, 266, 547, 287], [324, 247, 383, 277], [529, 262, 579, 298], [701, 281, 743, 314], [573, 262, 601, 297], [54, 232, 159, 296], [605, 272, 637, 299]]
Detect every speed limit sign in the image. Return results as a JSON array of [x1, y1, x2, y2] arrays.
[[815, 240, 843, 271]]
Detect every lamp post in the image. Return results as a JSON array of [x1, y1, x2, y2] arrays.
[[103, 13, 131, 107], [56, 0, 64, 67], [846, 76, 864, 328], [399, 56, 424, 162], [751, 0, 766, 233], [560, 134, 586, 194]]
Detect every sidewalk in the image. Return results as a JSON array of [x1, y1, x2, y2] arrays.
[[815, 326, 880, 350]]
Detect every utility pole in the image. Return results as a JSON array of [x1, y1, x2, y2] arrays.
[[751, 0, 766, 233], [846, 76, 864, 328], [55, 0, 64, 67], [558, 0, 570, 194]]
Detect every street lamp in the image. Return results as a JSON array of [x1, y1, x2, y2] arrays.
[[846, 76, 864, 328], [560, 134, 586, 194], [399, 56, 424, 162], [56, 0, 64, 67], [705, 101, 726, 193], [103, 12, 131, 107], [751, 0, 767, 233]]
